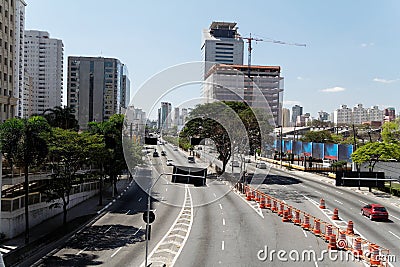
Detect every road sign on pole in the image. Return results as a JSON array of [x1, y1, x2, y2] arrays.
[[143, 210, 155, 224]]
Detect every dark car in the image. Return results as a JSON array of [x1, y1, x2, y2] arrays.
[[153, 151, 159, 157], [361, 204, 389, 221], [161, 151, 166, 156], [188, 156, 195, 163]]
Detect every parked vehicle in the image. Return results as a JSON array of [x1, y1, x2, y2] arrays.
[[256, 161, 267, 169], [161, 151, 167, 156], [153, 151, 159, 157], [166, 159, 174, 166], [361, 204, 389, 221]]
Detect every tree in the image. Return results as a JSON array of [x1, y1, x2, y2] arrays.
[[0, 116, 50, 244], [351, 142, 400, 172], [44, 128, 105, 225], [300, 130, 334, 143], [88, 114, 127, 196], [381, 121, 400, 144], [42, 106, 79, 131], [179, 101, 270, 173]]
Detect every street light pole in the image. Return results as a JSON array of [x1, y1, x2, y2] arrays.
[[144, 172, 171, 267], [280, 126, 283, 168]]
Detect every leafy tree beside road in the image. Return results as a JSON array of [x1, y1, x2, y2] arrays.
[[0, 116, 51, 244]]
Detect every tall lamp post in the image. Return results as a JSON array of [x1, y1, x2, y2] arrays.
[[276, 126, 283, 168], [144, 172, 171, 267]]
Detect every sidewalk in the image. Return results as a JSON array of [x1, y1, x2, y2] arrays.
[[1, 175, 132, 263]]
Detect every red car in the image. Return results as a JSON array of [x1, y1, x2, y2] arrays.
[[361, 204, 389, 221]]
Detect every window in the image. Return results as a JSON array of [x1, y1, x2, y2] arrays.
[[4, 58, 7, 65]]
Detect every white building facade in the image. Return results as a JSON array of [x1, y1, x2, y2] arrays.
[[24, 30, 63, 117], [201, 21, 243, 77], [14, 0, 26, 118]]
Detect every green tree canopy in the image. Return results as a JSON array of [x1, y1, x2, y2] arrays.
[[381, 121, 400, 144], [351, 142, 400, 172]]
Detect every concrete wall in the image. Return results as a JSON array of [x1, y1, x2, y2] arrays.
[[1, 189, 97, 239]]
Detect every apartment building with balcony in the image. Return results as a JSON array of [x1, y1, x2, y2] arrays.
[[203, 64, 284, 125], [23, 30, 63, 117], [67, 56, 129, 130], [0, 0, 18, 121]]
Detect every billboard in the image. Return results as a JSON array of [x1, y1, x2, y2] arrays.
[[283, 140, 292, 153], [292, 141, 303, 155], [302, 142, 312, 156], [312, 143, 324, 159], [324, 143, 338, 160], [338, 144, 353, 162]]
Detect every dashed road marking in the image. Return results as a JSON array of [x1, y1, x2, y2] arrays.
[[138, 197, 142, 202], [302, 229, 308, 237], [390, 215, 400, 221], [388, 231, 400, 240], [111, 247, 122, 258], [222, 241, 225, 250], [334, 200, 343, 205], [222, 218, 226, 226], [76, 247, 87, 255], [219, 204, 223, 210], [359, 200, 368, 205], [335, 190, 343, 195]]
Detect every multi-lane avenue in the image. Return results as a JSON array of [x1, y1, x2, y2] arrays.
[[31, 142, 398, 267]]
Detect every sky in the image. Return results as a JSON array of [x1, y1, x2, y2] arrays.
[[25, 0, 400, 119]]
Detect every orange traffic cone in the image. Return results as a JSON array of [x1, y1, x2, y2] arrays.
[[332, 208, 339, 220]]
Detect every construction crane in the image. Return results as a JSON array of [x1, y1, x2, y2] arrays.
[[241, 33, 306, 78]]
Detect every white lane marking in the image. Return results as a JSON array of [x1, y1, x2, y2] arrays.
[[111, 247, 123, 258], [213, 193, 217, 198], [319, 185, 327, 189], [221, 241, 225, 250], [359, 200, 368, 205], [76, 247, 87, 255], [334, 200, 343, 205], [133, 226, 143, 236], [219, 204, 223, 210], [314, 190, 322, 195], [104, 226, 112, 233], [390, 215, 400, 221], [138, 197, 142, 202], [335, 190, 343, 195], [388, 231, 400, 240], [302, 229, 308, 237], [222, 218, 226, 226], [300, 184, 306, 188], [125, 210, 130, 215], [166, 188, 168, 192]]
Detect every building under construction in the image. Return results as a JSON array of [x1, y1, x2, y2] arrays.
[[202, 64, 284, 126]]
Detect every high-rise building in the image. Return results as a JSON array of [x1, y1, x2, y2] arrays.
[[291, 105, 303, 125], [203, 64, 284, 125], [201, 21, 243, 77], [317, 110, 330, 122], [14, 0, 26, 118], [281, 108, 290, 127], [333, 105, 352, 125], [121, 64, 130, 108], [158, 102, 172, 130], [181, 108, 188, 125], [352, 104, 368, 125], [368, 106, 384, 122], [384, 107, 396, 122], [0, 0, 18, 121], [173, 107, 180, 127], [23, 30, 63, 117], [67, 56, 129, 130]]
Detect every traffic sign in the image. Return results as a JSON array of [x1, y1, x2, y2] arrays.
[[143, 211, 155, 224]]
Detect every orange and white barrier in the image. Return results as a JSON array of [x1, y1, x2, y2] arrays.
[[332, 208, 339, 220], [346, 220, 354, 235], [319, 198, 326, 209], [313, 219, 321, 235], [293, 209, 301, 224], [259, 196, 266, 209], [328, 234, 337, 250], [302, 214, 310, 230]]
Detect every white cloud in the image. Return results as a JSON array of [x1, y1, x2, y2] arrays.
[[320, 86, 346, 93], [297, 76, 304, 80], [361, 42, 374, 47], [283, 100, 302, 107], [373, 78, 398, 84]]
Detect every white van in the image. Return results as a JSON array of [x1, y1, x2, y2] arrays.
[[322, 159, 331, 167]]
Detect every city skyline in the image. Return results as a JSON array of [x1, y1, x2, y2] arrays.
[[24, 1, 400, 118]]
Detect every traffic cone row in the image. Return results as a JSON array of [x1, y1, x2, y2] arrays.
[[238, 183, 387, 262]]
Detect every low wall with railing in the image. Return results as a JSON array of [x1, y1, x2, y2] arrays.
[[1, 181, 99, 238]]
